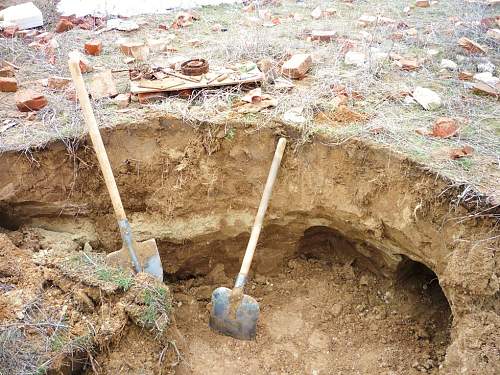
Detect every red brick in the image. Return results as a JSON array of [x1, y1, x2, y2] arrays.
[[15, 89, 48, 112], [0, 77, 17, 92], [84, 40, 102, 56], [281, 54, 312, 79], [55, 19, 75, 33], [0, 66, 15, 78]]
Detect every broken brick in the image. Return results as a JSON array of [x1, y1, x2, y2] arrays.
[[415, 0, 430, 7], [34, 32, 53, 43], [281, 54, 312, 79], [0, 66, 15, 78], [120, 41, 145, 56], [396, 58, 420, 71], [138, 92, 167, 104], [458, 71, 473, 81], [1, 25, 19, 38], [79, 56, 93, 73], [431, 117, 458, 138], [84, 40, 102, 56], [311, 30, 337, 42], [55, 18, 74, 33], [15, 89, 48, 112], [458, 37, 487, 54], [450, 145, 473, 160], [48, 76, 72, 90], [0, 77, 17, 92]]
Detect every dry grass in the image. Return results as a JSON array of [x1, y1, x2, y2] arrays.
[[0, 0, 498, 201]]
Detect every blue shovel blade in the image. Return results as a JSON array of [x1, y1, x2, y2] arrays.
[[209, 287, 260, 340]]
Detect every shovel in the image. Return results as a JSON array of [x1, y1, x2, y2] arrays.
[[209, 137, 286, 340], [68, 51, 163, 281]]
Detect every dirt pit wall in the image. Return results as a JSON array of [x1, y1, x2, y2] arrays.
[[0, 117, 498, 373]]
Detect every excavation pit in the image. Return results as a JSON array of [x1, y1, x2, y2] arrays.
[[0, 119, 498, 374]]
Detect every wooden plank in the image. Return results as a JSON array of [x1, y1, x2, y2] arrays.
[[130, 72, 264, 94]]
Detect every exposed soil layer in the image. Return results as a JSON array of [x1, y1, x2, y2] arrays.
[[0, 118, 499, 374]]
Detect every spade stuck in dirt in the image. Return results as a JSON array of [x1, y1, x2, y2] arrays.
[[210, 137, 287, 340], [68, 51, 163, 281]]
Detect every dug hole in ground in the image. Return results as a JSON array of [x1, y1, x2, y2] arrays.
[[0, 118, 498, 374]]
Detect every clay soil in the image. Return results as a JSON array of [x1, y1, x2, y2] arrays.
[[173, 257, 451, 375]]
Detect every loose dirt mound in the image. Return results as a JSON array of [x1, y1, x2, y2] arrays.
[[0, 230, 178, 375]]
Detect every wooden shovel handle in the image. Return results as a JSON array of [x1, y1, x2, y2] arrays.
[[68, 51, 127, 222], [234, 138, 286, 289]]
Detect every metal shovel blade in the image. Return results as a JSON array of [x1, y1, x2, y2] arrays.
[[209, 287, 260, 340], [106, 238, 163, 281]]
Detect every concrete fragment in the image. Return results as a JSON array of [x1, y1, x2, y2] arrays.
[[15, 89, 47, 111], [471, 82, 499, 97], [84, 40, 102, 55], [86, 70, 117, 99], [281, 53, 312, 79], [440, 59, 457, 70], [344, 51, 365, 66], [0, 2, 43, 29], [412, 87, 442, 110], [0, 77, 17, 92]]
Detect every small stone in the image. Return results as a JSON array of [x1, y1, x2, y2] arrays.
[[358, 14, 377, 27], [440, 59, 458, 70], [359, 275, 370, 286], [344, 51, 365, 66], [194, 285, 213, 301], [477, 61, 495, 73], [114, 93, 130, 108], [311, 6, 322, 20], [16, 89, 47, 112], [473, 72, 499, 86], [331, 303, 343, 317], [84, 40, 102, 56], [281, 53, 312, 79], [83, 242, 93, 252], [0, 77, 17, 92], [412, 87, 442, 110], [486, 28, 500, 40]]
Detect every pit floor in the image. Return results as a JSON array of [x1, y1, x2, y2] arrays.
[[172, 256, 451, 375]]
